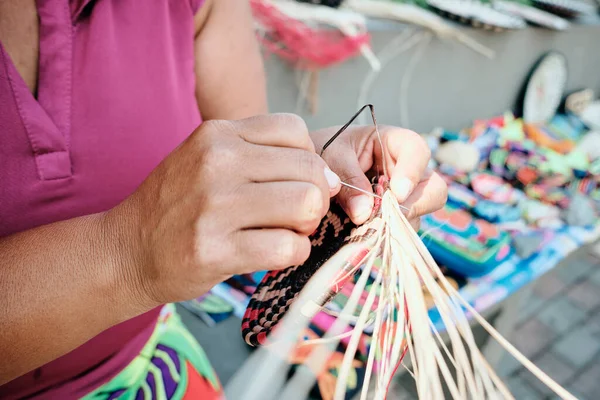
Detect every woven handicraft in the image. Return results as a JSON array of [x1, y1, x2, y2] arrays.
[[242, 178, 388, 346]]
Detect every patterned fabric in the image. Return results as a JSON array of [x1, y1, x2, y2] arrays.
[[447, 183, 480, 210], [288, 329, 366, 400], [83, 305, 221, 400], [470, 172, 523, 204], [524, 123, 575, 154], [421, 203, 513, 277], [430, 224, 600, 329]]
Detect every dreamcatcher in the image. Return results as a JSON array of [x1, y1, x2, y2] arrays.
[[226, 105, 577, 400]]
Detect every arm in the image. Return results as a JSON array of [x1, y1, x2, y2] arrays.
[[0, 2, 270, 384], [193, 0, 268, 119], [0, 210, 149, 385]]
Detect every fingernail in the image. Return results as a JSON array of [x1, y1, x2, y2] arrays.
[[391, 177, 414, 202], [349, 195, 373, 222], [324, 167, 340, 190]]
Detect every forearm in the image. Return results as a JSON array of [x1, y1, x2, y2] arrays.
[[194, 0, 268, 120], [0, 207, 149, 385]]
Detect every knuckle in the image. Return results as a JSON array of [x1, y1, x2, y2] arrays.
[[299, 151, 325, 181], [274, 113, 311, 148], [194, 226, 221, 269], [271, 233, 298, 269], [297, 185, 324, 232], [201, 141, 238, 177], [275, 113, 307, 131]]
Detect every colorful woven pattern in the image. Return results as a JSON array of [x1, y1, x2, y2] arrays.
[[242, 201, 356, 346], [242, 179, 389, 347]]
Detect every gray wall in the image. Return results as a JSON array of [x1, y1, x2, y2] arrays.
[[265, 16, 600, 133]]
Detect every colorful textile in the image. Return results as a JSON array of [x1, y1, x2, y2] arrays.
[[470, 173, 523, 204], [289, 329, 366, 400], [525, 184, 570, 208], [420, 204, 513, 277], [470, 126, 500, 162], [489, 148, 509, 176], [473, 200, 521, 223], [430, 224, 600, 329], [519, 198, 562, 226], [438, 164, 471, 185], [547, 113, 587, 142], [447, 183, 480, 210], [83, 305, 221, 400], [569, 178, 596, 195], [524, 123, 575, 153], [181, 294, 234, 326]]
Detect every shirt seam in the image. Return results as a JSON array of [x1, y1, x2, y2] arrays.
[[65, 0, 74, 156], [1, 47, 44, 162]]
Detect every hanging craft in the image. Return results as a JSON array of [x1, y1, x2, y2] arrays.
[[517, 51, 568, 124], [227, 105, 577, 400], [492, 0, 570, 29], [344, 0, 496, 58], [426, 0, 527, 31], [531, 0, 596, 18], [251, 0, 373, 70], [296, 0, 346, 7]]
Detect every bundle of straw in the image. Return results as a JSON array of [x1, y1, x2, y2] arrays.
[[227, 106, 576, 400]]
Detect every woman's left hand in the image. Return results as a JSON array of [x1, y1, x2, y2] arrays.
[[311, 125, 448, 230]]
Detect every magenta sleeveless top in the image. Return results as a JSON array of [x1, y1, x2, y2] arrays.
[[0, 0, 204, 397]]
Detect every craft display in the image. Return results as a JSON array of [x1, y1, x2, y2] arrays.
[[519, 51, 568, 124], [492, 0, 570, 30], [531, 0, 597, 18], [426, 0, 527, 30], [223, 105, 592, 400], [182, 103, 600, 399]]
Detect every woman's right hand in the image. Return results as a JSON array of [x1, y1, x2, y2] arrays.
[[109, 114, 341, 308]]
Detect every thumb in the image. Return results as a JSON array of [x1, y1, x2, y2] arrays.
[[331, 159, 374, 225]]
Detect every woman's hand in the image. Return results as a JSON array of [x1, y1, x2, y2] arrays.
[[111, 114, 341, 307], [311, 125, 447, 230]]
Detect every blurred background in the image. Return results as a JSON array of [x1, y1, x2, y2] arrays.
[[178, 1, 600, 398]]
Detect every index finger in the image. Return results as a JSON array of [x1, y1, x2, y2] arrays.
[[377, 128, 431, 203]]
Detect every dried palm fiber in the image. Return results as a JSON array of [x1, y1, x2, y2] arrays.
[[229, 105, 576, 400]]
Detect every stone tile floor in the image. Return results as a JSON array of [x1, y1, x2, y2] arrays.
[[496, 243, 600, 400]]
